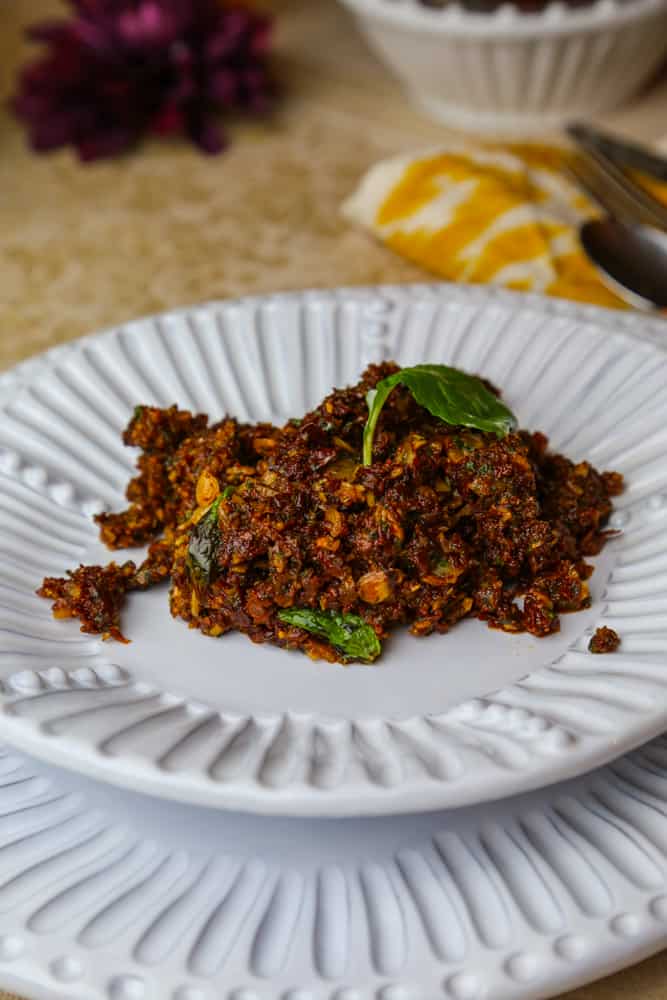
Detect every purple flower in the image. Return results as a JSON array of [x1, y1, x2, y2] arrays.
[[12, 0, 275, 161]]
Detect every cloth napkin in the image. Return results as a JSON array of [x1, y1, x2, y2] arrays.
[[343, 142, 663, 310]]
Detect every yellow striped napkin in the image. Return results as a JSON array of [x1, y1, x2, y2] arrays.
[[343, 142, 665, 310]]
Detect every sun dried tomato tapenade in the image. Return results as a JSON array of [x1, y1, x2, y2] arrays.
[[588, 626, 621, 654], [38, 363, 622, 663]]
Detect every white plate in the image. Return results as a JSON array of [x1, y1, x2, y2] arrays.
[[1, 285, 667, 817], [0, 735, 667, 1000]]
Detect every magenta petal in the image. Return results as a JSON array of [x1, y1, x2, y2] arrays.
[[77, 128, 136, 162], [30, 124, 72, 152], [118, 3, 178, 47], [189, 116, 226, 155], [70, 0, 118, 16], [27, 20, 73, 44], [12, 91, 55, 120], [169, 40, 193, 68], [30, 100, 107, 151], [208, 69, 238, 107], [151, 102, 185, 135], [138, 2, 163, 30], [117, 11, 144, 45], [204, 32, 240, 63], [166, 58, 196, 102], [71, 19, 114, 53], [249, 20, 273, 56]]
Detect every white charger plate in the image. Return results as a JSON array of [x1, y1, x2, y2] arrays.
[[1, 285, 667, 816], [0, 735, 666, 1000]]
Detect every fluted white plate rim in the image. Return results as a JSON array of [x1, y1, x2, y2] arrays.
[[1, 283, 667, 817], [0, 733, 666, 1000]]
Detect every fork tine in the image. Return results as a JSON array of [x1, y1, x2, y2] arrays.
[[567, 123, 667, 182], [577, 146, 667, 231], [565, 157, 634, 224]]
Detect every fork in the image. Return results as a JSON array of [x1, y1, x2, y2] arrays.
[[566, 131, 667, 232], [564, 155, 667, 310]]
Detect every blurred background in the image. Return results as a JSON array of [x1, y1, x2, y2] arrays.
[[1, 0, 666, 369]]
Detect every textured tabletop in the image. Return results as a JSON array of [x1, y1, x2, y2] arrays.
[[1, 0, 666, 998]]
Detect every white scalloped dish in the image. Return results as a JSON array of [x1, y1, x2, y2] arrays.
[[1, 285, 667, 816], [2, 736, 667, 1000]]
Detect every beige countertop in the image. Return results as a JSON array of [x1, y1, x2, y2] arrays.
[[1, 1, 666, 998]]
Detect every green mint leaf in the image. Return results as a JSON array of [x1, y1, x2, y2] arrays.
[[187, 494, 223, 588], [278, 608, 381, 662], [363, 365, 517, 466]]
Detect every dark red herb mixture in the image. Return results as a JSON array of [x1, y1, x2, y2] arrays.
[[38, 363, 623, 663], [588, 626, 621, 654]]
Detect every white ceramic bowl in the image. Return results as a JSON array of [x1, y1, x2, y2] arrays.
[[338, 0, 667, 133]]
